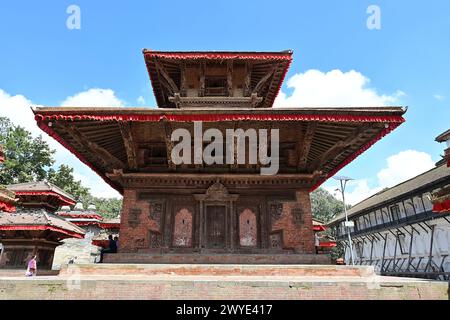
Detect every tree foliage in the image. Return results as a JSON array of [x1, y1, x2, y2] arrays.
[[47, 164, 90, 201], [310, 187, 348, 223], [0, 117, 55, 185]]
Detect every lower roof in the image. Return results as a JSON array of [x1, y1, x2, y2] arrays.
[[33, 107, 406, 194], [0, 210, 85, 239]]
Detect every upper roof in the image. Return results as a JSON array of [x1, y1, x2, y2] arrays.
[[143, 50, 292, 109], [7, 181, 76, 206], [328, 163, 450, 225]]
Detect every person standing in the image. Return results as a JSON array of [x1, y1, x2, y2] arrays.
[[26, 255, 37, 277]]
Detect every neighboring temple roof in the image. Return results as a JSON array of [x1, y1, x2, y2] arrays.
[[0, 210, 85, 239], [0, 186, 16, 213], [33, 107, 406, 194], [143, 50, 292, 109], [0, 145, 4, 163], [312, 218, 326, 231], [56, 210, 103, 221], [99, 217, 120, 229], [328, 163, 450, 225], [7, 181, 76, 206]]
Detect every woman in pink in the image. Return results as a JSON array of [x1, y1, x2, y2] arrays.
[[26, 255, 37, 276]]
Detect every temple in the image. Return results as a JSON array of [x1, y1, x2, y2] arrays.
[[52, 204, 120, 268], [0, 181, 85, 270], [33, 50, 406, 264]]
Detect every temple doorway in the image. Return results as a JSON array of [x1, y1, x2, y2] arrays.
[[206, 205, 226, 249]]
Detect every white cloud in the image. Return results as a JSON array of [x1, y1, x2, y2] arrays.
[[332, 150, 435, 205], [0, 88, 124, 199], [62, 88, 125, 107], [274, 69, 404, 107], [433, 94, 445, 101], [376, 150, 435, 187], [137, 96, 145, 105], [0, 89, 40, 135]]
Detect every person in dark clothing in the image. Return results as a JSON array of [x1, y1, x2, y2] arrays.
[[99, 235, 118, 263]]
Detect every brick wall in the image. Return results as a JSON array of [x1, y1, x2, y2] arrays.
[[119, 189, 160, 252], [271, 190, 314, 253]]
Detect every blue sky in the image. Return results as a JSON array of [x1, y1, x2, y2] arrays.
[[0, 1, 449, 202]]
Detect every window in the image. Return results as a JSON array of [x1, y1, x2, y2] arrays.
[[390, 205, 400, 221], [398, 233, 408, 254], [205, 77, 227, 96]]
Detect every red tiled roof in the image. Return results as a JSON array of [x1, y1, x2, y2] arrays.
[[0, 211, 85, 239]]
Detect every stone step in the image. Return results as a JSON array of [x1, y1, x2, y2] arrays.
[[0, 269, 59, 277], [1, 275, 448, 300], [102, 253, 331, 265], [59, 263, 376, 278]]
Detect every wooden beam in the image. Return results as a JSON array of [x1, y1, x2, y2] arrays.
[[313, 125, 370, 171], [297, 122, 317, 171], [66, 124, 125, 170], [252, 66, 275, 94], [244, 62, 252, 97], [162, 120, 176, 170], [155, 61, 179, 95], [199, 61, 205, 97], [180, 61, 187, 97], [227, 60, 233, 97], [118, 122, 138, 170]]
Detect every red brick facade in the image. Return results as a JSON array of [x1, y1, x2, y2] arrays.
[[117, 186, 315, 255]]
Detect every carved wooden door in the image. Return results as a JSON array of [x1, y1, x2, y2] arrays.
[[206, 205, 226, 249]]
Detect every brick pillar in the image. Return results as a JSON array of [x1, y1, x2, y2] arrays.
[[270, 189, 315, 254], [119, 189, 159, 253], [295, 190, 315, 254]]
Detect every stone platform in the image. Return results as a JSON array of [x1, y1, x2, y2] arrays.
[[0, 264, 448, 300], [102, 253, 331, 264]]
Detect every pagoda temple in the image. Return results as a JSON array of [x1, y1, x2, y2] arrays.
[[0, 181, 85, 270], [33, 50, 406, 264], [52, 204, 120, 268]]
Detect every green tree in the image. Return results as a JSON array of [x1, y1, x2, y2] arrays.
[[310, 187, 349, 261], [310, 187, 348, 223], [0, 117, 55, 185], [89, 197, 122, 219], [47, 164, 90, 201]]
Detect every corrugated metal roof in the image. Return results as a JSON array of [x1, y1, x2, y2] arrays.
[[328, 164, 450, 225]]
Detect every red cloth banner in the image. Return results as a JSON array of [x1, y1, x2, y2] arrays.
[[433, 199, 450, 213]]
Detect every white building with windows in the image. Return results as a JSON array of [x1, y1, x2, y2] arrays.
[[328, 162, 450, 280]]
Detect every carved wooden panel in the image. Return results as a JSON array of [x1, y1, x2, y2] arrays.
[[172, 208, 193, 247], [206, 205, 226, 249], [291, 204, 303, 225], [149, 231, 162, 248], [128, 208, 141, 228], [270, 231, 283, 249], [149, 200, 165, 225], [269, 203, 283, 223], [239, 208, 257, 247]]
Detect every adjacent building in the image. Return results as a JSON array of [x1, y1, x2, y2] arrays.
[[328, 131, 450, 280]]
